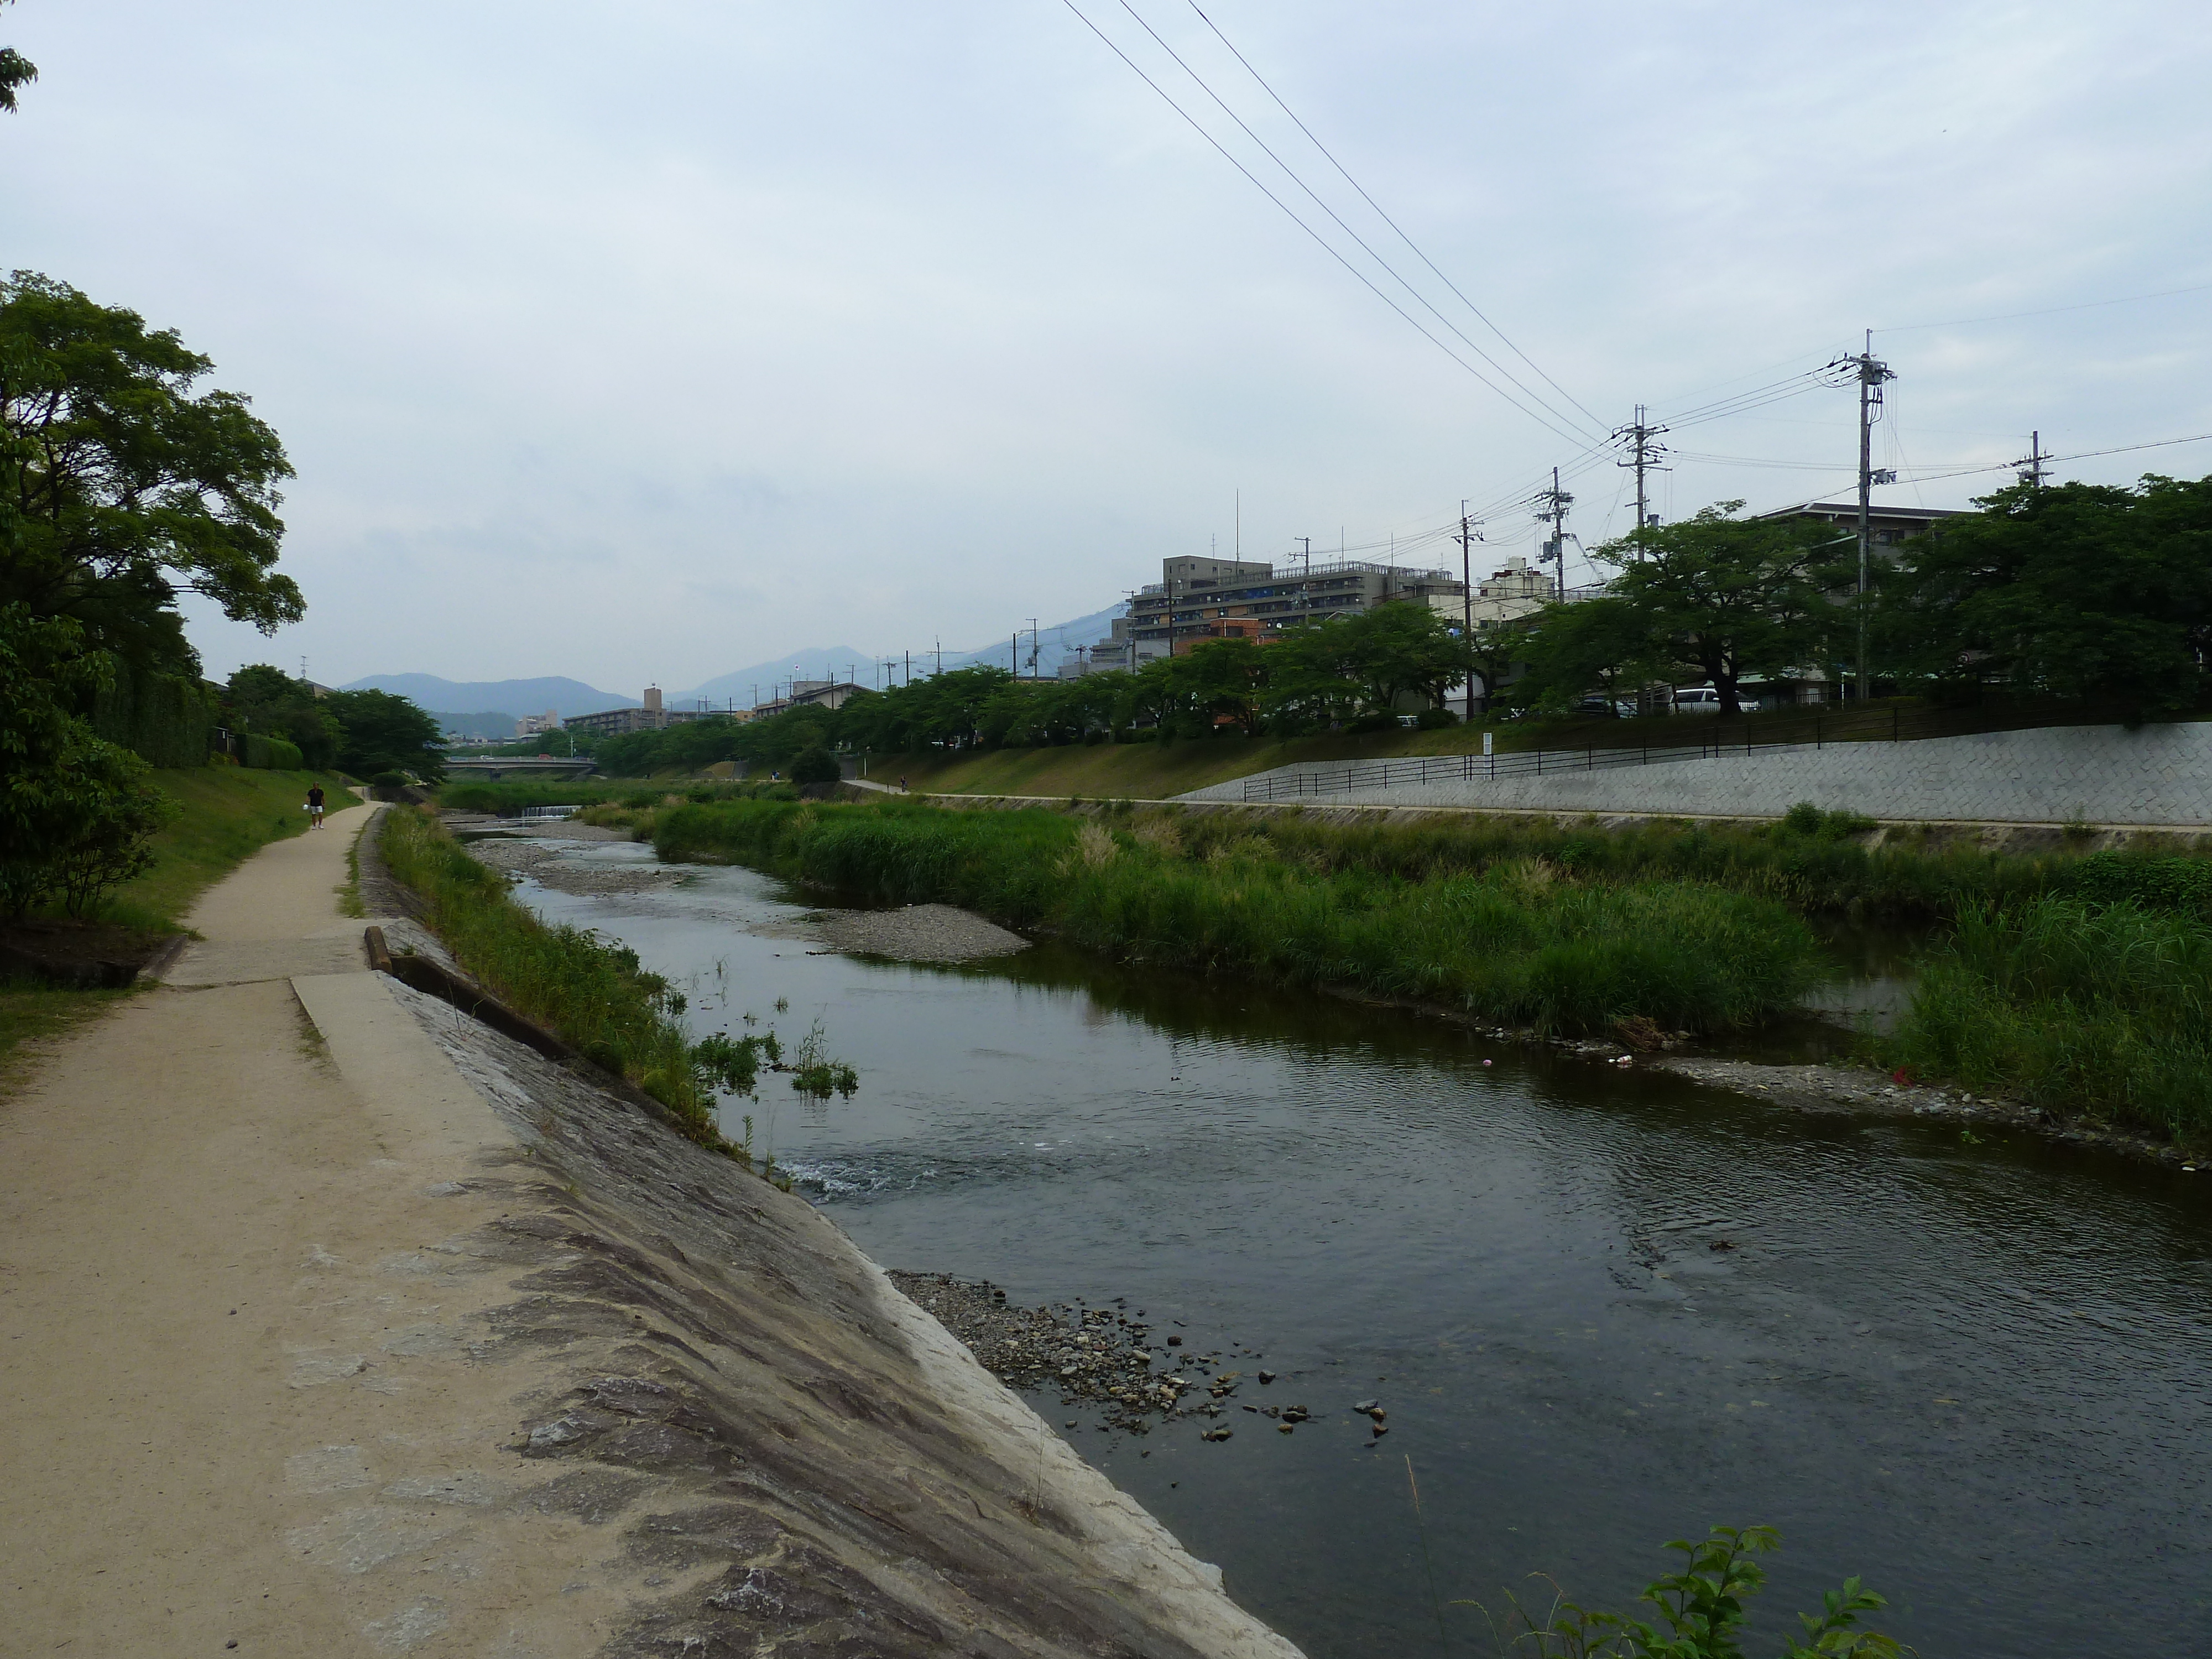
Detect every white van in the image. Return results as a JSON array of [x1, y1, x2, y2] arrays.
[[1672, 687, 1724, 714]]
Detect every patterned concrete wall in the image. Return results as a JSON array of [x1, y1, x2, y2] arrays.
[[1178, 723, 2212, 825]]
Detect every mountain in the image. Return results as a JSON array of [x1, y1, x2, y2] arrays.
[[429, 709, 538, 740], [669, 604, 1130, 708], [670, 647, 878, 708], [937, 602, 1128, 677], [340, 674, 634, 719]]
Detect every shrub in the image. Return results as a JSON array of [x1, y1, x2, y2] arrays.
[[789, 745, 841, 785], [1881, 896, 2212, 1141]]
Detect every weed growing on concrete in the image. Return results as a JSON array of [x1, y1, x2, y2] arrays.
[[381, 807, 742, 1149]]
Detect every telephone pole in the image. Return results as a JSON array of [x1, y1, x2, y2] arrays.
[[1458, 502, 1482, 722], [1024, 618, 1039, 678], [2016, 430, 2047, 487], [1534, 469, 1573, 597], [1851, 331, 1896, 705], [1614, 405, 1669, 549]]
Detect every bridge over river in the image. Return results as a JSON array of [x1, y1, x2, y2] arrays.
[[442, 755, 598, 781]]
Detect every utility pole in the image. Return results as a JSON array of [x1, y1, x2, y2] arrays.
[[1534, 469, 1573, 598], [1851, 331, 1896, 705], [904, 649, 910, 685], [1614, 405, 1669, 549], [1459, 500, 1480, 722], [933, 638, 941, 676], [2017, 430, 2047, 487], [1024, 618, 1039, 679]]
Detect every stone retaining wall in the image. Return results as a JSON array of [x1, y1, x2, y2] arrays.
[[1178, 723, 2212, 825]]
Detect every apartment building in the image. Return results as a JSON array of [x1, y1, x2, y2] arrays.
[[1118, 554, 1467, 659]]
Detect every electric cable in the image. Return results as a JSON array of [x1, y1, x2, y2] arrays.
[[1181, 0, 1608, 434], [1114, 0, 1605, 442], [1057, 0, 1599, 447]]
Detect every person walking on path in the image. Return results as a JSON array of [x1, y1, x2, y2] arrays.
[[306, 784, 325, 829]]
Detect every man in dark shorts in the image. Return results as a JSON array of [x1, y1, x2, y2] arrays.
[[306, 784, 325, 829]]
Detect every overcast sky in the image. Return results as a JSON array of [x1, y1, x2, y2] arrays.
[[8, 0, 2209, 693]]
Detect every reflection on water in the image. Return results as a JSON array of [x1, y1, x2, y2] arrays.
[[513, 839, 2212, 1659]]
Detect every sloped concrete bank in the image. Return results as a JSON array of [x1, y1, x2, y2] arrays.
[[1177, 722, 2212, 826], [363, 967, 1301, 1657], [2, 799, 1299, 1658]]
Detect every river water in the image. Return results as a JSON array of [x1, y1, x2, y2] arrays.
[[511, 837, 2211, 1659]]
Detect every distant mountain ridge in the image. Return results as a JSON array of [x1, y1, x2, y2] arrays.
[[341, 674, 634, 719], [669, 603, 1128, 707]]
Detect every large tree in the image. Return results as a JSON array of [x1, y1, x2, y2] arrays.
[[324, 688, 446, 781], [1877, 475, 2212, 716], [1, 0, 34, 114], [1265, 602, 1470, 729], [1500, 594, 1663, 716], [1594, 503, 1841, 716], [1, 273, 300, 671]]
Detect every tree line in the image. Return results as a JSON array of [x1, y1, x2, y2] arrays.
[[588, 474, 2212, 780], [2, 272, 442, 918], [1502, 479, 2212, 719]]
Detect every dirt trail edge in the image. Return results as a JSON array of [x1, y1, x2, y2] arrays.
[[1, 802, 1302, 1659]]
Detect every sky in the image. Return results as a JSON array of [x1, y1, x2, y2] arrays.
[[7, 0, 2209, 693]]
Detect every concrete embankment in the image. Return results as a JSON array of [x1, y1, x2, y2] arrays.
[[0, 802, 1300, 1657], [1178, 722, 2212, 826]]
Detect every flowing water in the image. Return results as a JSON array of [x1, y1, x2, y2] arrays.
[[510, 837, 2212, 1659]]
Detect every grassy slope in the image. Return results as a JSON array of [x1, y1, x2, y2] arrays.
[[101, 765, 361, 931], [2, 764, 357, 1083]]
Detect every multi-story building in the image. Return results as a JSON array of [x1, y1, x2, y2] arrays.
[[1115, 554, 1467, 660], [749, 679, 862, 719], [564, 686, 731, 739], [514, 708, 561, 737], [1759, 500, 1969, 555], [1427, 555, 1557, 633]]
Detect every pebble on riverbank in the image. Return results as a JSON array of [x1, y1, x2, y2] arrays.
[[817, 905, 1029, 963], [1645, 1053, 2198, 1167], [890, 1272, 1252, 1435], [457, 834, 687, 897]]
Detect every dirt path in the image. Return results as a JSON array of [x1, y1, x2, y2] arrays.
[[1, 805, 1301, 1658], [0, 804, 601, 1654]]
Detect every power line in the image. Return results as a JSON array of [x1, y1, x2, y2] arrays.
[[1873, 281, 2212, 335], [1113, 0, 1604, 441], [1057, 0, 1598, 447], [1180, 0, 1607, 435]]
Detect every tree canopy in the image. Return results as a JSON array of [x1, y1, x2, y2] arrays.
[[1875, 476, 2212, 717], [1, 272, 300, 674], [324, 688, 446, 781]]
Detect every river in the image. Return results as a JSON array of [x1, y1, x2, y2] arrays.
[[509, 834, 2211, 1658]]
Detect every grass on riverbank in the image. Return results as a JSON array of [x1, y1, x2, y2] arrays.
[[1883, 898, 2212, 1144], [1, 765, 357, 1086], [1157, 805, 2212, 921], [655, 798, 1829, 1037], [379, 806, 731, 1146], [95, 764, 358, 931]]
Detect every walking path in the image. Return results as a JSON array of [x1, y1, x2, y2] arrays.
[[0, 802, 604, 1654], [1, 804, 1298, 1658]]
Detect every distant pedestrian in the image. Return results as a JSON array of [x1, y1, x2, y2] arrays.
[[899, 775, 908, 793], [306, 784, 326, 830]]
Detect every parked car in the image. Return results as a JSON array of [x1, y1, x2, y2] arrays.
[[1672, 687, 1725, 714], [1571, 694, 1638, 717]]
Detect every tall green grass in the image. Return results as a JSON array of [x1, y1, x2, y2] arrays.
[[1166, 809, 2212, 921], [655, 799, 1828, 1036], [379, 807, 724, 1142], [1884, 897, 2212, 1142]]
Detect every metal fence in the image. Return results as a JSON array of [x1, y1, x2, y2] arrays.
[[1239, 701, 2120, 803]]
